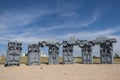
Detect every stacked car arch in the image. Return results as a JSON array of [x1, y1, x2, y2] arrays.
[[4, 36, 117, 66]]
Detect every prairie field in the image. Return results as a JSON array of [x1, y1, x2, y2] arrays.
[[0, 56, 120, 64]]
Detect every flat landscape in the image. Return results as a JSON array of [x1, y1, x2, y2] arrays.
[[0, 57, 120, 80], [0, 64, 120, 80]]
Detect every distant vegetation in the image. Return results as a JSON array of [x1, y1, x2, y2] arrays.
[[114, 53, 120, 59], [0, 56, 120, 64]]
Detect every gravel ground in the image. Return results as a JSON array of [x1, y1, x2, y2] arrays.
[[0, 64, 120, 80]]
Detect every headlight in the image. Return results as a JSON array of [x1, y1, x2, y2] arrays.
[[42, 41, 46, 46], [56, 42, 60, 47], [63, 41, 68, 46], [105, 40, 111, 45], [79, 42, 84, 47]]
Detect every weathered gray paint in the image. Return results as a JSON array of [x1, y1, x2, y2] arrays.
[[48, 46, 59, 64], [40, 41, 60, 64], [76, 40, 94, 64], [5, 41, 22, 66], [62, 41, 76, 64], [27, 44, 40, 65], [93, 36, 117, 64]]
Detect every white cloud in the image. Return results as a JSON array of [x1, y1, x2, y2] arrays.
[[80, 11, 99, 26], [0, 6, 119, 56], [39, 26, 62, 32], [37, 10, 100, 32], [6, 27, 119, 56], [57, 27, 120, 40], [55, 27, 120, 56], [0, 11, 40, 28]]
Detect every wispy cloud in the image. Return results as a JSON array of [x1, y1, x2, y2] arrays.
[[57, 27, 120, 40], [0, 7, 116, 45], [56, 27, 120, 56], [79, 11, 99, 27], [34, 10, 100, 33], [38, 26, 62, 32], [0, 1, 119, 56]]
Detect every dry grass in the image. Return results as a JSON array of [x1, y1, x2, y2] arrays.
[[20, 57, 63, 64], [0, 56, 120, 65], [0, 56, 5, 64], [114, 58, 120, 64]]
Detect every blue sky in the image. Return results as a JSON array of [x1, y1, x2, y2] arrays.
[[0, 0, 120, 56]]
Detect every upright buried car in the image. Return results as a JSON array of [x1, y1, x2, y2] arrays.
[[5, 41, 22, 67], [92, 36, 117, 64], [27, 44, 40, 65]]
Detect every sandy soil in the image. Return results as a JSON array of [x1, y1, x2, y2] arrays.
[[0, 64, 120, 80]]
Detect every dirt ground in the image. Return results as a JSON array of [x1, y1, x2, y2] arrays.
[[0, 64, 120, 80]]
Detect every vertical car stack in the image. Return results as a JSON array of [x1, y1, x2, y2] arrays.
[[27, 44, 40, 65], [62, 41, 77, 64], [5, 41, 22, 67], [93, 37, 117, 64], [76, 40, 94, 64], [4, 36, 117, 66], [40, 41, 61, 64]]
